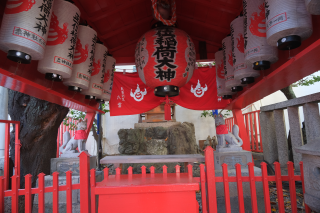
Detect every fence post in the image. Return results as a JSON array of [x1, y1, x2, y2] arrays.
[[222, 164, 231, 213], [79, 151, 91, 212], [11, 175, 19, 212], [261, 162, 271, 213], [66, 171, 72, 213], [90, 169, 96, 213], [232, 109, 251, 151], [25, 174, 32, 213], [204, 146, 217, 213], [199, 164, 207, 213], [0, 177, 4, 212], [52, 172, 59, 213], [4, 123, 9, 190], [299, 162, 311, 213], [287, 162, 297, 213], [248, 163, 258, 213]]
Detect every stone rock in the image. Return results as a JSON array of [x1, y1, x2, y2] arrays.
[[145, 127, 167, 139], [167, 122, 198, 154], [146, 139, 167, 155], [118, 128, 145, 154]]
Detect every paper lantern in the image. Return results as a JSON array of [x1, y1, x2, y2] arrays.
[[223, 36, 243, 92], [63, 25, 97, 91], [81, 42, 108, 100], [231, 16, 260, 84], [243, 0, 278, 70], [265, 0, 313, 50], [101, 55, 116, 100], [215, 49, 235, 99], [305, 0, 320, 15], [0, 0, 54, 63], [135, 26, 196, 97], [37, 0, 80, 81]]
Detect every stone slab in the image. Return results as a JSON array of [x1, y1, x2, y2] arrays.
[[51, 156, 96, 176], [134, 122, 181, 129], [213, 150, 252, 171], [60, 153, 80, 158]]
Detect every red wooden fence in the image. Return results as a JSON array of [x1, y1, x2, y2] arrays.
[[225, 110, 263, 153], [0, 147, 312, 213]]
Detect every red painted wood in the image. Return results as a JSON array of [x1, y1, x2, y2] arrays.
[[79, 151, 91, 212], [25, 174, 32, 213], [233, 109, 251, 151], [175, 165, 181, 173], [38, 173, 45, 213], [141, 165, 146, 176], [248, 163, 258, 213], [235, 164, 245, 213], [274, 162, 285, 213], [150, 166, 155, 174], [66, 171, 73, 213], [249, 113, 255, 151], [300, 162, 311, 213], [261, 162, 271, 213], [287, 162, 297, 213], [257, 111, 263, 152], [188, 164, 193, 177], [245, 114, 250, 149], [253, 113, 259, 152], [103, 167, 109, 178], [0, 177, 4, 212], [4, 123, 9, 190], [52, 172, 59, 213], [128, 166, 133, 175], [90, 169, 96, 213], [200, 164, 207, 213], [14, 123, 21, 188], [222, 164, 231, 213], [204, 146, 217, 213], [11, 175, 18, 212]]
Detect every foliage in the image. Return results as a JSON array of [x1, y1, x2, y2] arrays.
[[292, 74, 320, 87], [201, 110, 231, 118]]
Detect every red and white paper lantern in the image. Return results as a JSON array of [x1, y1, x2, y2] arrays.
[[223, 36, 243, 92], [101, 55, 116, 101], [0, 0, 54, 63], [243, 0, 278, 70], [265, 0, 313, 50], [305, 0, 320, 15], [38, 0, 80, 81], [231, 16, 260, 85], [63, 25, 97, 91], [81, 42, 108, 99], [215, 50, 235, 99], [135, 26, 196, 97]]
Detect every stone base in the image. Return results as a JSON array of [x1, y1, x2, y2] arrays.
[[215, 146, 243, 152], [51, 156, 96, 176], [134, 122, 181, 129], [214, 150, 252, 170], [0, 156, 4, 177]]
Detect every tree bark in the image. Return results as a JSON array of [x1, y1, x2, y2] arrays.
[[8, 90, 69, 189], [280, 85, 297, 100]]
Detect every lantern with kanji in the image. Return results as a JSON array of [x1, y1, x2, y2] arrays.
[[63, 25, 97, 91], [215, 49, 235, 99], [135, 26, 196, 97], [38, 0, 80, 81], [305, 0, 320, 15], [265, 0, 313, 50], [231, 15, 260, 84], [0, 0, 54, 63], [81, 41, 108, 100], [101, 55, 116, 101], [243, 0, 278, 70]]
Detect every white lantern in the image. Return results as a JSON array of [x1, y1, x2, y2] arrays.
[[265, 0, 313, 50], [305, 0, 320, 15], [81, 42, 108, 99], [215, 49, 235, 99], [0, 0, 54, 63], [223, 36, 243, 92], [63, 25, 97, 91], [231, 16, 260, 84], [102, 55, 116, 99], [243, 0, 278, 70], [37, 0, 80, 81]]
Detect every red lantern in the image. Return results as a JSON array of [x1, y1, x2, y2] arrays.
[[135, 26, 196, 97]]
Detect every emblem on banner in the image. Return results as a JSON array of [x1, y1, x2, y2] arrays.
[[130, 84, 147, 102], [218, 96, 222, 102], [191, 80, 207, 98]]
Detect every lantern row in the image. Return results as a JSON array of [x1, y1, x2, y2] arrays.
[[217, 0, 315, 99], [0, 0, 116, 102]]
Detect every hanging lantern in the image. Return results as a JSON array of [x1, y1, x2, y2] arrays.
[[231, 15, 260, 84], [243, 0, 278, 70], [215, 49, 235, 99], [63, 25, 97, 91], [305, 0, 320, 15], [101, 54, 116, 101], [265, 0, 313, 50], [81, 42, 108, 99], [135, 25, 196, 97], [223, 36, 243, 92], [0, 0, 54, 63], [37, 0, 80, 81]]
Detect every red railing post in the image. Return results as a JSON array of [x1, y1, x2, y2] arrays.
[[253, 112, 259, 152], [249, 113, 255, 151], [25, 174, 32, 213], [233, 109, 251, 151], [103, 167, 109, 179], [204, 146, 217, 213], [38, 173, 45, 213], [66, 171, 72, 213], [261, 162, 271, 213], [257, 111, 263, 152], [274, 162, 285, 213], [4, 123, 10, 190], [0, 177, 4, 212], [11, 175, 19, 212], [222, 164, 231, 213], [235, 164, 245, 213], [79, 151, 91, 212], [287, 162, 297, 213], [90, 169, 97, 213], [299, 162, 311, 213], [52, 172, 59, 213], [248, 162, 258, 213], [199, 164, 207, 213]]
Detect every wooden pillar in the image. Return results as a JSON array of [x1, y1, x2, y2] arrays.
[[232, 109, 251, 151]]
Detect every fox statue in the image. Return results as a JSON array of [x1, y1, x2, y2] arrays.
[[59, 118, 88, 154], [214, 114, 243, 149]]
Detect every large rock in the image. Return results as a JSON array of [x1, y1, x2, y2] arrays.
[[167, 122, 199, 154], [146, 139, 168, 155], [118, 129, 145, 154]]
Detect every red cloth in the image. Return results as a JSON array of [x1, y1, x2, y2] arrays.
[[74, 130, 87, 140], [171, 67, 230, 110], [216, 125, 229, 134]]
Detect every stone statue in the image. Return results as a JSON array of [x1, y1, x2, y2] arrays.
[[214, 114, 243, 151], [59, 119, 88, 154], [203, 135, 211, 150]]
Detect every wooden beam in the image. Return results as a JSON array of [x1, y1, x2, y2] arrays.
[[72, 0, 99, 33], [190, 36, 221, 48], [179, 0, 239, 15], [109, 40, 138, 53]]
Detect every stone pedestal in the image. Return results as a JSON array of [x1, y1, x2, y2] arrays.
[[51, 156, 96, 176], [214, 150, 252, 170]]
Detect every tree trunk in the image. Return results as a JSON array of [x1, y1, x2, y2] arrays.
[[8, 90, 69, 189], [280, 85, 297, 100]]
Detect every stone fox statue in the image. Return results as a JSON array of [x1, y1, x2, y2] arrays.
[[59, 119, 87, 154], [214, 114, 243, 148]]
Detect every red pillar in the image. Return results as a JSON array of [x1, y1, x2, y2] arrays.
[[79, 151, 91, 212], [232, 108, 251, 151]]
